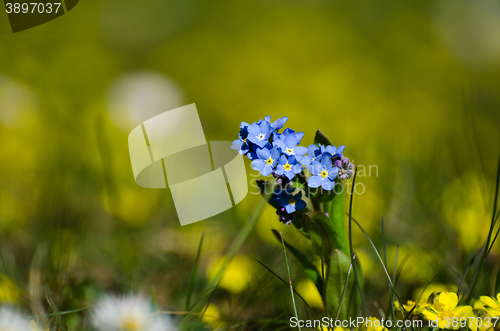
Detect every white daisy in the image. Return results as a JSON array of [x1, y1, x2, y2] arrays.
[[93, 295, 175, 331], [0, 306, 32, 331]]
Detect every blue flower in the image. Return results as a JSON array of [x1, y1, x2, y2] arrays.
[[321, 145, 345, 157], [275, 154, 303, 180], [300, 144, 323, 166], [273, 131, 308, 156], [251, 145, 281, 176], [247, 120, 273, 148], [307, 154, 340, 190], [231, 122, 251, 155], [275, 189, 307, 214], [246, 142, 271, 160], [261, 116, 288, 131]]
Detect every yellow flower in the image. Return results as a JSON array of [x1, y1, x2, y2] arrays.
[[364, 317, 387, 331], [421, 292, 473, 330], [394, 299, 428, 315], [479, 293, 500, 318]]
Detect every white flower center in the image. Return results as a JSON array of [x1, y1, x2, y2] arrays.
[[257, 133, 266, 141]]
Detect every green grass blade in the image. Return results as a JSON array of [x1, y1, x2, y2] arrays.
[[335, 255, 354, 320], [351, 217, 407, 318], [255, 259, 319, 321], [185, 232, 205, 311], [272, 229, 323, 296], [181, 196, 268, 328], [467, 154, 500, 304], [487, 210, 500, 253], [348, 169, 369, 316], [280, 231, 301, 331], [382, 217, 395, 321], [25, 306, 92, 319]]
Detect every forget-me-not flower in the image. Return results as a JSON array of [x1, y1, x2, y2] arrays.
[[321, 145, 345, 157], [307, 154, 340, 190], [275, 189, 307, 214], [299, 144, 323, 166], [251, 145, 281, 176], [275, 154, 303, 180], [261, 116, 288, 131], [247, 120, 273, 148], [273, 131, 308, 156], [232, 122, 251, 155]]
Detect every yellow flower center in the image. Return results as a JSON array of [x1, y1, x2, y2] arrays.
[[286, 148, 294, 154], [266, 158, 274, 165], [121, 318, 140, 331], [321, 170, 328, 178], [288, 199, 296, 205], [283, 163, 291, 171]]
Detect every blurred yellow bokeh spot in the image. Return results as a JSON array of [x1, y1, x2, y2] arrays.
[[296, 278, 323, 309], [0, 273, 21, 304], [202, 303, 223, 329], [206, 254, 254, 294]]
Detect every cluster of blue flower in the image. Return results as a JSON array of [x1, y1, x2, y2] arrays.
[[232, 116, 355, 223]]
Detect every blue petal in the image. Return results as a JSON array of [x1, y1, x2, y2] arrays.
[[256, 147, 270, 160], [255, 139, 269, 148], [295, 131, 305, 141], [295, 200, 306, 211], [285, 204, 296, 214], [271, 117, 288, 130], [232, 139, 242, 151], [300, 155, 312, 166], [260, 120, 271, 134], [273, 132, 284, 142], [277, 197, 289, 207], [294, 146, 308, 156], [262, 165, 274, 177], [322, 179, 335, 191], [275, 166, 284, 176], [278, 154, 288, 165], [328, 167, 340, 180], [270, 146, 281, 159], [264, 116, 271, 123], [309, 160, 323, 175], [247, 123, 260, 135], [321, 155, 333, 168], [288, 155, 297, 164], [273, 139, 287, 152], [325, 145, 336, 155], [337, 145, 345, 155], [295, 191, 303, 200], [308, 175, 323, 188], [284, 134, 299, 148], [308, 144, 319, 156], [284, 171, 294, 180], [292, 164, 303, 174], [251, 159, 266, 171], [247, 135, 260, 145]]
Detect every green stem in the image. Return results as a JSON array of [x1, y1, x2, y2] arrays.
[[326, 180, 350, 256]]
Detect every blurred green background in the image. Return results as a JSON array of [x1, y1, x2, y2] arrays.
[[1, 0, 500, 329]]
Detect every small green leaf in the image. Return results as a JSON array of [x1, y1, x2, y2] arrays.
[[302, 211, 348, 256], [272, 230, 323, 296], [314, 130, 332, 146]]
